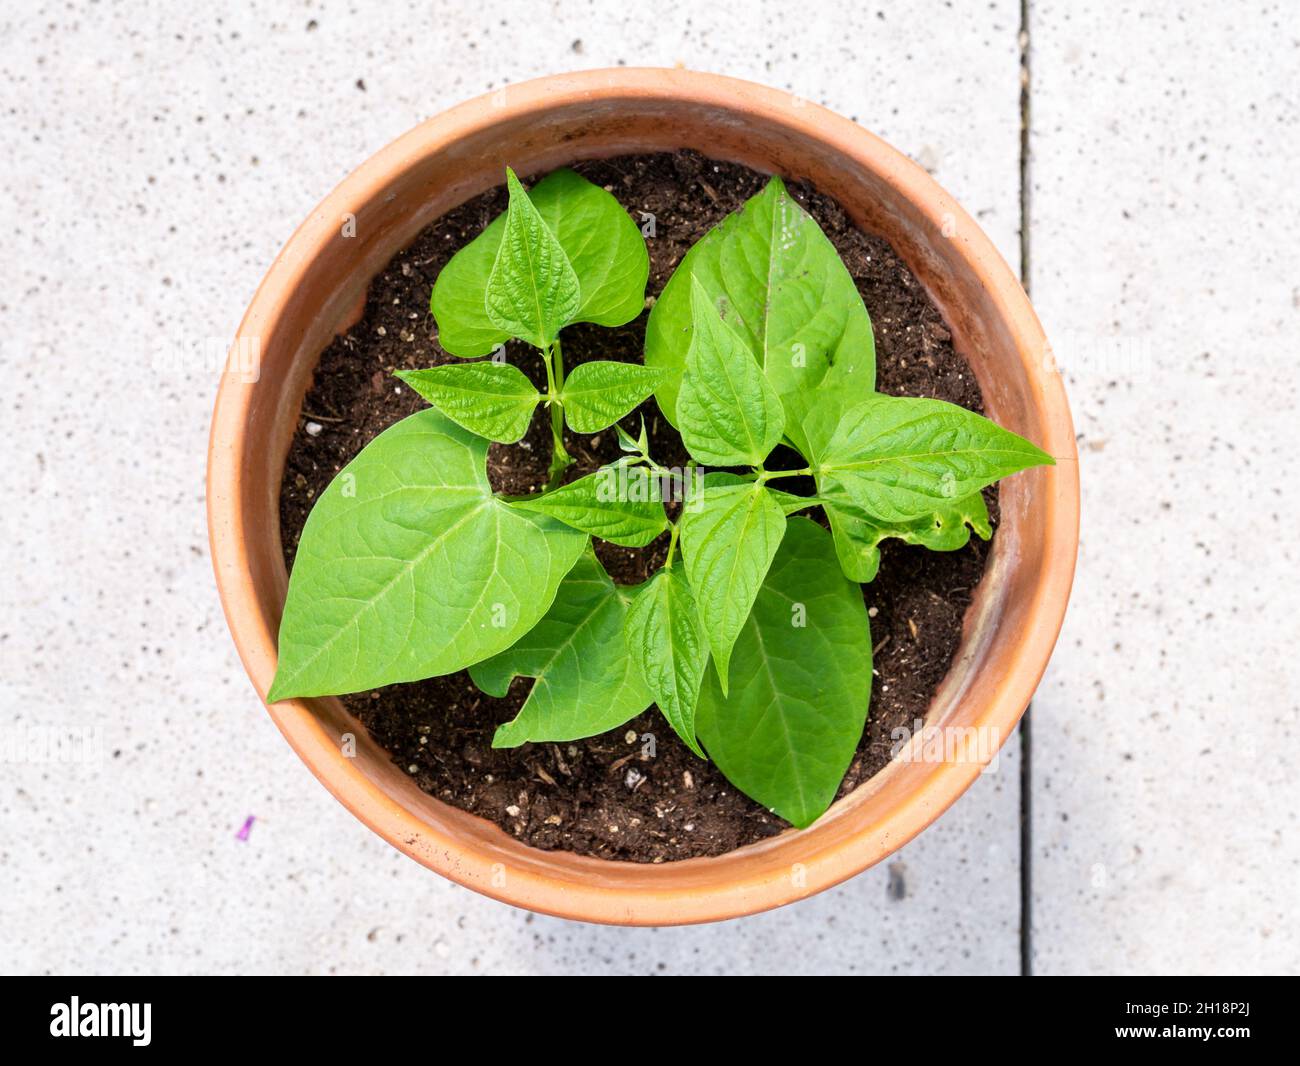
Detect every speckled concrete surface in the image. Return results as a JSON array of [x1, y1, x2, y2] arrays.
[[0, 0, 1212, 975], [1027, 3, 1300, 974]]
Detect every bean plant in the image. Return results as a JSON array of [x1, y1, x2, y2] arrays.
[[269, 167, 1052, 828]]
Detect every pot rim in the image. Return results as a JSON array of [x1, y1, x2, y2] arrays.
[[207, 67, 1079, 925]]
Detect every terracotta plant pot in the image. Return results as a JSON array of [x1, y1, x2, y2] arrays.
[[207, 68, 1078, 925]]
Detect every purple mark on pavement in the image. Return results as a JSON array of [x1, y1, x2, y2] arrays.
[[236, 815, 256, 841]]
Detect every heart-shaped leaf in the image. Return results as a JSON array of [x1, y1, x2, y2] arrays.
[[695, 518, 872, 828], [395, 362, 539, 443], [675, 277, 784, 465], [512, 466, 669, 547], [560, 360, 664, 433], [624, 567, 708, 758], [483, 168, 581, 350], [472, 552, 651, 747], [645, 176, 876, 456], [267, 409, 587, 700], [811, 394, 1054, 523], [432, 168, 649, 357], [679, 479, 786, 694]]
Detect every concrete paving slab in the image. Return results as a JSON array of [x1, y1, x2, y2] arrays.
[[1028, 0, 1300, 975]]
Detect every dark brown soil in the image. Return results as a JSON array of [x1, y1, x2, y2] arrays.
[[278, 151, 996, 862]]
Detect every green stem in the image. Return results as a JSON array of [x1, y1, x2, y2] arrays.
[[664, 521, 681, 571], [552, 336, 567, 392], [543, 338, 572, 490], [540, 343, 557, 395], [759, 466, 813, 482], [642, 455, 673, 478]]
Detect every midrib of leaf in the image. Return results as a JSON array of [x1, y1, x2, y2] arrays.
[[564, 366, 657, 405], [653, 580, 706, 756], [437, 382, 529, 402], [754, 193, 849, 393], [744, 606, 810, 814], [726, 488, 770, 583], [563, 381, 609, 403], [827, 444, 1045, 474], [705, 488, 773, 640], [281, 498, 492, 689], [435, 503, 509, 658], [710, 343, 763, 457], [827, 408, 1046, 468], [657, 582, 681, 700], [759, 189, 782, 372], [522, 219, 550, 344]]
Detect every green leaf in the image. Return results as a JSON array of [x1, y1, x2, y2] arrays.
[[702, 471, 820, 516], [811, 394, 1054, 523], [823, 488, 992, 583], [471, 553, 651, 747], [512, 466, 669, 548], [805, 400, 989, 580], [560, 360, 664, 433], [695, 518, 872, 828], [267, 409, 587, 700], [624, 568, 708, 758], [768, 487, 827, 516], [645, 176, 876, 456], [482, 168, 581, 350], [675, 277, 785, 465], [615, 417, 648, 455], [395, 362, 539, 443], [679, 480, 786, 695], [540, 170, 649, 329], [431, 168, 649, 357]]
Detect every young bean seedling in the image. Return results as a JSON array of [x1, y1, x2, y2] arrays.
[[270, 168, 1053, 828]]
